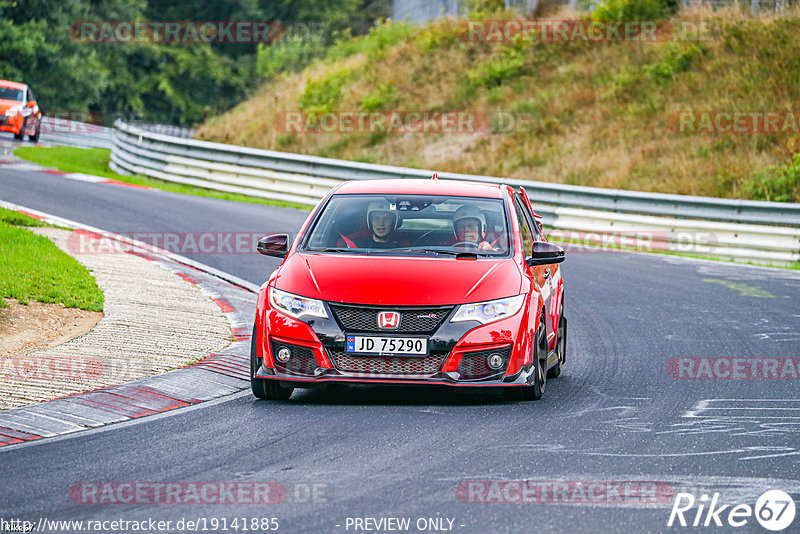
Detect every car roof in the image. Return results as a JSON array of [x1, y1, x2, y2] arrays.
[[334, 179, 510, 199], [0, 80, 27, 90]]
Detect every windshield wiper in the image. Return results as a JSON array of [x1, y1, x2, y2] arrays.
[[307, 248, 352, 253], [394, 247, 479, 258]]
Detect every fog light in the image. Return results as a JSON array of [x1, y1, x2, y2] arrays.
[[487, 353, 504, 370], [276, 347, 291, 363]]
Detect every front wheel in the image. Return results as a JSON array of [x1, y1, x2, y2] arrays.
[[250, 322, 293, 400], [29, 120, 41, 142], [548, 314, 566, 379], [505, 315, 547, 401], [13, 119, 25, 140]]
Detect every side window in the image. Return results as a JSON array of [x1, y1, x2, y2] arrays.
[[516, 194, 542, 240], [513, 196, 534, 256]]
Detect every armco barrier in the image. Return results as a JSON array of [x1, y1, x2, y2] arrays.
[[110, 120, 800, 265]]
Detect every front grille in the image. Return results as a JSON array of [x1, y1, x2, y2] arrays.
[[270, 340, 318, 376], [329, 304, 453, 334], [457, 346, 512, 380], [327, 349, 445, 375]]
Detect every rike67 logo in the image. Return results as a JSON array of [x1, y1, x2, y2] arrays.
[[668, 490, 796, 531]]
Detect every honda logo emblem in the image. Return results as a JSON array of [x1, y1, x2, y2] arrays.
[[378, 311, 400, 330]]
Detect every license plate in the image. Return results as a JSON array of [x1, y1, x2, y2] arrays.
[[345, 336, 427, 356]]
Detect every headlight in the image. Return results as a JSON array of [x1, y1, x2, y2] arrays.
[[5, 107, 19, 117], [451, 295, 525, 325], [269, 287, 328, 320]]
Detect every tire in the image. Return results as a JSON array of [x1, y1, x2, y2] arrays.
[[548, 314, 566, 379], [250, 322, 293, 400], [13, 119, 25, 140], [29, 121, 40, 142], [505, 315, 547, 401]]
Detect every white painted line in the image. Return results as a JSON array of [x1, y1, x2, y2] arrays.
[[684, 399, 800, 420], [63, 172, 107, 183], [703, 399, 800, 402], [2, 163, 41, 171], [707, 406, 800, 411]]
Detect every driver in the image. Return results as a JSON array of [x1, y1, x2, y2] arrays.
[[452, 205, 494, 251], [357, 200, 400, 249]]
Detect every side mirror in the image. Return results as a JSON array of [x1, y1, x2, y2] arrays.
[[27, 100, 36, 108], [257, 234, 289, 258], [526, 241, 565, 266]]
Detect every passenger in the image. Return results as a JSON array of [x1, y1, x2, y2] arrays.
[[356, 200, 400, 249], [452, 205, 494, 251]]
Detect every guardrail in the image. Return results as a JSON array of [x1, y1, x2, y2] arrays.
[[125, 122, 195, 139], [111, 120, 800, 265]]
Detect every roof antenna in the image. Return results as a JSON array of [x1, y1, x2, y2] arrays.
[[431, 172, 438, 180]]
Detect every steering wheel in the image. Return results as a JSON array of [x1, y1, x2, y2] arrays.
[[453, 241, 479, 249]]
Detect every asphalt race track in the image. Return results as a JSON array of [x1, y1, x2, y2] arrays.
[[2, 158, 800, 533]]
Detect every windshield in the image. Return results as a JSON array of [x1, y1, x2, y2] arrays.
[[302, 193, 511, 257], [0, 87, 23, 101]]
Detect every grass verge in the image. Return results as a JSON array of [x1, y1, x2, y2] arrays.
[[0, 206, 50, 227], [0, 208, 104, 311], [13, 146, 312, 211]]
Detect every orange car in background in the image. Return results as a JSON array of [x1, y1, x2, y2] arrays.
[[0, 80, 42, 141]]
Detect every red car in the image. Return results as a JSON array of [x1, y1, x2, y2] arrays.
[[251, 178, 566, 401], [0, 80, 42, 141]]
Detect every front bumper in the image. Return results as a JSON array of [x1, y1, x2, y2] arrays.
[[254, 299, 535, 388], [254, 363, 536, 388], [0, 115, 22, 134]]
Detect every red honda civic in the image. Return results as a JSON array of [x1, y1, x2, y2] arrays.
[[251, 178, 566, 401]]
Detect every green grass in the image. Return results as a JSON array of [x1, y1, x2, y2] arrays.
[[13, 146, 312, 211], [13, 146, 120, 180], [0, 206, 49, 227], [0, 218, 104, 311]]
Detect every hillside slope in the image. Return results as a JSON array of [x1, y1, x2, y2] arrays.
[[196, 10, 800, 202]]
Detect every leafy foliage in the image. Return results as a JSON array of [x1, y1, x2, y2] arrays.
[[257, 18, 412, 81], [257, 31, 328, 79], [644, 43, 706, 82], [360, 82, 398, 111], [743, 152, 800, 202], [298, 68, 354, 112], [468, 46, 524, 88], [591, 0, 672, 21], [0, 0, 389, 125]]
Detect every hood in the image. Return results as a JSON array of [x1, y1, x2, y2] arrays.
[[274, 253, 522, 306]]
